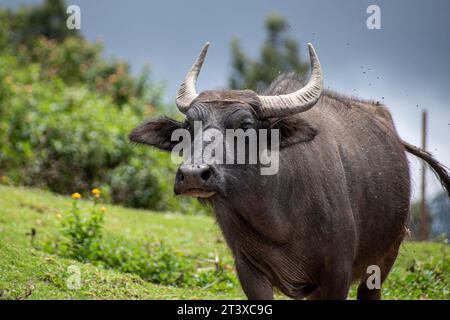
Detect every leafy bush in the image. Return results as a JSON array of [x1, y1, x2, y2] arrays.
[[382, 249, 450, 299], [0, 56, 156, 203], [0, 46, 207, 214], [0, 1, 209, 214], [0, 0, 78, 50], [41, 192, 236, 288], [15, 35, 160, 109]]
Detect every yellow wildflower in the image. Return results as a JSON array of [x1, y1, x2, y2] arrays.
[[100, 206, 107, 213], [71, 192, 81, 200], [91, 188, 101, 198], [0, 175, 9, 184]]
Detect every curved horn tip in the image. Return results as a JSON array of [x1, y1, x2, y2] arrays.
[[257, 42, 323, 118], [200, 42, 211, 54], [176, 42, 211, 112], [195, 42, 211, 66], [307, 43, 318, 59]]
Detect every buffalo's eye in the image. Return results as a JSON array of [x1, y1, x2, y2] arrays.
[[183, 122, 191, 131], [184, 118, 195, 131], [239, 122, 253, 131]]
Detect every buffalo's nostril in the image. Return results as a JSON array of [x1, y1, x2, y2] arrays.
[[200, 169, 211, 182]]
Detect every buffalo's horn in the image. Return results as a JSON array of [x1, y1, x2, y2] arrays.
[[258, 43, 323, 118], [176, 42, 210, 112]]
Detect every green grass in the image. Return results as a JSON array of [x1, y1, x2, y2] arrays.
[[0, 184, 448, 299]]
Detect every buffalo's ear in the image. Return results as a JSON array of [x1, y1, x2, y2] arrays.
[[270, 116, 317, 149], [129, 117, 184, 151]]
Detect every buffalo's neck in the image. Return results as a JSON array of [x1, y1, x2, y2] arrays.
[[210, 158, 313, 247], [211, 193, 294, 248], [210, 195, 320, 291]]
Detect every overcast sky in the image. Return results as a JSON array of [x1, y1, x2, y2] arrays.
[[2, 0, 449, 200]]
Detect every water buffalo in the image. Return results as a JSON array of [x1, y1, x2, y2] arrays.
[[129, 42, 450, 299]]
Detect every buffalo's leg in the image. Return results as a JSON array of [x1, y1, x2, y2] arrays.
[[235, 256, 273, 300], [307, 288, 321, 300], [357, 238, 402, 300], [357, 281, 381, 300], [318, 262, 353, 300]]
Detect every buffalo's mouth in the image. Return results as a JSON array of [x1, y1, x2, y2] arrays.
[[179, 188, 216, 198]]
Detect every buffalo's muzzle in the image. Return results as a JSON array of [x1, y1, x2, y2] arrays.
[[174, 164, 216, 198]]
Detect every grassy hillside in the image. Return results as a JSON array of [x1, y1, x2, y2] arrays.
[[0, 185, 448, 300]]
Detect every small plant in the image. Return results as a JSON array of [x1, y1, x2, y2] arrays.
[[57, 189, 105, 261], [41, 190, 238, 289]]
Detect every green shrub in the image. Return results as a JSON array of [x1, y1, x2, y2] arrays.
[[0, 2, 209, 214], [17, 35, 160, 109], [0, 53, 207, 214], [382, 250, 450, 299], [0, 0, 158, 109]]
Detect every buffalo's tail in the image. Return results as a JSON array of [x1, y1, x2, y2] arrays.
[[403, 140, 450, 198]]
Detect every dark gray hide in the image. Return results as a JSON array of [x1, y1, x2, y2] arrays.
[[130, 72, 450, 300]]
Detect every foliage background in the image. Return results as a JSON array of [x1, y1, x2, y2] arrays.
[[0, 0, 207, 214]]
